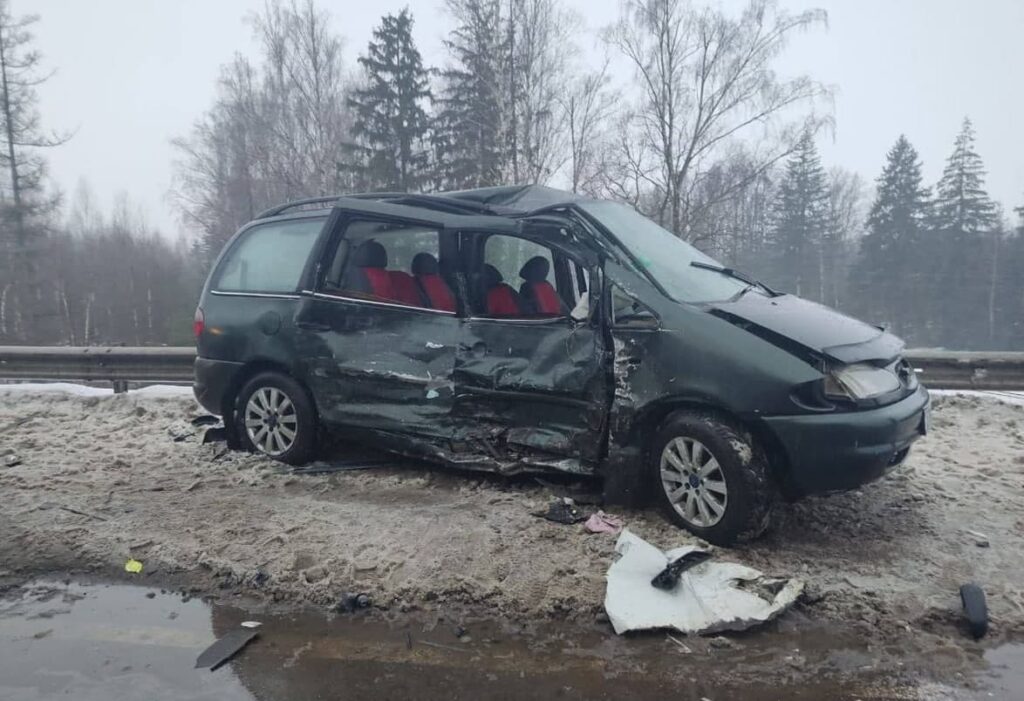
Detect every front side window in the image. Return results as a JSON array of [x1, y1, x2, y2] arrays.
[[476, 235, 569, 318], [213, 218, 324, 293], [579, 201, 761, 304]]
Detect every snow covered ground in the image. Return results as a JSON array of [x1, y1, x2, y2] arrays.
[[1, 383, 1022, 689]]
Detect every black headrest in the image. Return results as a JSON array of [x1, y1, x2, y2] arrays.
[[482, 264, 503, 288], [519, 256, 550, 282], [353, 240, 387, 268], [412, 252, 439, 275]]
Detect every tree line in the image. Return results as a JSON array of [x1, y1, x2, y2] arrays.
[[0, 0, 1021, 350]]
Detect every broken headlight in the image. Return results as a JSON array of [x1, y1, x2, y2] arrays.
[[823, 363, 902, 400]]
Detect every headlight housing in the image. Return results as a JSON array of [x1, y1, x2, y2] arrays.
[[823, 363, 902, 400]]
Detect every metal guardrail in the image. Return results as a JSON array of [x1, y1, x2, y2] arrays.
[[1, 346, 1023, 392], [0, 346, 195, 392], [905, 350, 1024, 391]]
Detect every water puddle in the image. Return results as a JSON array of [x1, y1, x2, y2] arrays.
[[0, 579, 1014, 700]]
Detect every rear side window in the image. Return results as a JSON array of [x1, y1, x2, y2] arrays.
[[213, 218, 324, 293], [323, 220, 452, 311]]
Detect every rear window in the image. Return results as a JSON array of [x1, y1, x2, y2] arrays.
[[213, 218, 324, 293]]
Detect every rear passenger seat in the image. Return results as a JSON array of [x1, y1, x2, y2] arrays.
[[389, 270, 423, 307], [346, 241, 460, 311], [412, 253, 456, 312]]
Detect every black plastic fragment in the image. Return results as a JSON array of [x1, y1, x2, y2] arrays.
[[195, 629, 259, 670], [959, 582, 988, 639], [537, 499, 586, 524], [651, 551, 714, 591], [336, 592, 372, 613], [191, 415, 220, 427], [202, 427, 227, 444]]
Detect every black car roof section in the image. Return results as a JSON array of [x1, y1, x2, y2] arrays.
[[256, 185, 588, 220], [442, 184, 587, 213]]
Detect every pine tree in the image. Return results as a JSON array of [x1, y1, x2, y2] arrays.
[[933, 117, 997, 233], [768, 132, 830, 299], [849, 135, 930, 336], [434, 0, 507, 190], [930, 118, 998, 348], [348, 9, 432, 192]]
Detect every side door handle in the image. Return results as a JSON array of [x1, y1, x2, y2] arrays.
[[295, 320, 331, 332]]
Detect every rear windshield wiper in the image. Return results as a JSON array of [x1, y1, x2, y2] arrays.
[[689, 261, 775, 297]]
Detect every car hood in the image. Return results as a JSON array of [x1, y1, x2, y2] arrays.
[[708, 293, 904, 364]]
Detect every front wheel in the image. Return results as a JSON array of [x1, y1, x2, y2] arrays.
[[236, 372, 318, 465], [650, 410, 773, 546]]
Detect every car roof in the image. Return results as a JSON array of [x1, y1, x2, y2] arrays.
[[256, 185, 591, 221]]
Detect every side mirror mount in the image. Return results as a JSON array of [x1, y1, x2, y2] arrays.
[[609, 283, 659, 330], [614, 309, 660, 330]]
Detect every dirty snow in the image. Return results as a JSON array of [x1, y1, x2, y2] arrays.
[[0, 386, 1023, 687]]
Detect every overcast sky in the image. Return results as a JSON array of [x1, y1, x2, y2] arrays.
[[28, 0, 1024, 238]]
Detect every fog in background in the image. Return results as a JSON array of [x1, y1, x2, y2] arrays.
[[0, 0, 1022, 350], [29, 0, 1022, 234]]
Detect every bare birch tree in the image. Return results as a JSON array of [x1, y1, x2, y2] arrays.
[[173, 0, 352, 262], [604, 0, 828, 241], [558, 60, 617, 194], [506, 0, 576, 184]]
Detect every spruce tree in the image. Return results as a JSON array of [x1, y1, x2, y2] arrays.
[[930, 118, 998, 348], [348, 9, 432, 192], [434, 0, 506, 190], [768, 132, 830, 299], [933, 117, 997, 233], [850, 135, 930, 336]]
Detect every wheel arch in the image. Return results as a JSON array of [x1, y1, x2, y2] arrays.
[[221, 359, 318, 448], [625, 397, 793, 495]]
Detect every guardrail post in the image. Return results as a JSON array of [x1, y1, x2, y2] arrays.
[[112, 380, 129, 394]]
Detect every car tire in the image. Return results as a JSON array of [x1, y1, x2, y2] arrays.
[[235, 372, 318, 465], [650, 410, 773, 546]]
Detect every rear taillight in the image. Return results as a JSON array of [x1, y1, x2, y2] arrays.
[[193, 307, 205, 339]]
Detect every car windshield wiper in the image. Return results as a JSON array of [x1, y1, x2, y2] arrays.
[[689, 261, 775, 297]]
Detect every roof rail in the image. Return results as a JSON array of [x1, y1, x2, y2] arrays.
[[255, 191, 499, 221], [345, 191, 494, 215], [256, 196, 341, 219]]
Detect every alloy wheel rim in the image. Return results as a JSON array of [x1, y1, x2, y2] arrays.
[[244, 387, 298, 457], [660, 437, 728, 528]]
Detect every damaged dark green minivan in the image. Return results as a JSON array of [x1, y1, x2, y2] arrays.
[[193, 185, 930, 545]]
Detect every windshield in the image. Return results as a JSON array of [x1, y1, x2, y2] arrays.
[[579, 201, 755, 303]]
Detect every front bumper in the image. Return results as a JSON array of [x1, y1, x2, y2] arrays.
[[193, 356, 245, 416], [762, 385, 930, 496]]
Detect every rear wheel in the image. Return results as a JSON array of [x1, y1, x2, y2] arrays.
[[650, 410, 773, 546], [236, 372, 318, 465]]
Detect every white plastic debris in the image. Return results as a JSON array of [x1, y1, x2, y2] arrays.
[[240, 621, 262, 629], [604, 530, 803, 635]]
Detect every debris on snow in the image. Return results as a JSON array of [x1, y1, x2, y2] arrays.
[[959, 583, 988, 639], [604, 530, 802, 635], [964, 529, 990, 548], [651, 550, 714, 591], [195, 628, 259, 670], [584, 511, 625, 535], [535, 497, 586, 524]]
